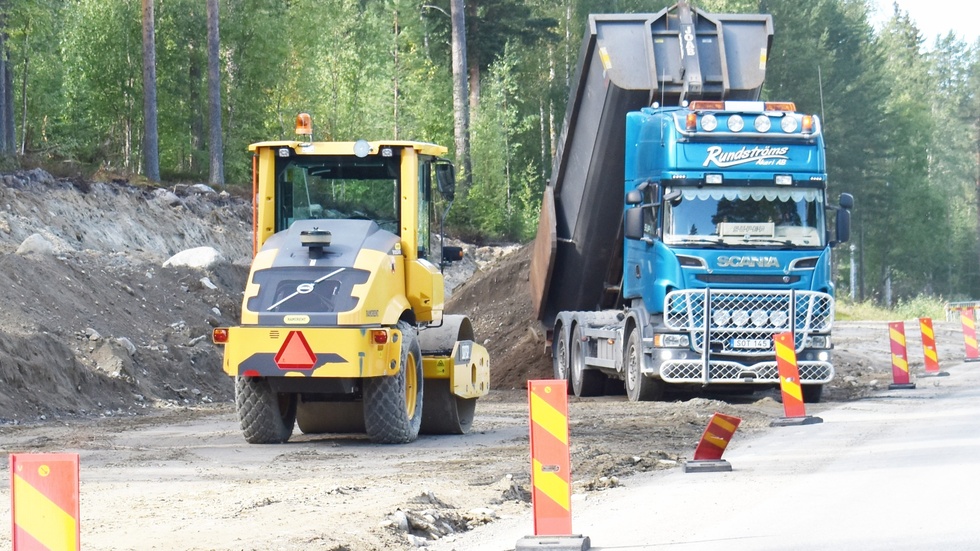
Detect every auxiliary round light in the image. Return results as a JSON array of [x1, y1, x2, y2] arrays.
[[754, 115, 771, 132], [701, 114, 718, 132], [732, 310, 750, 327], [751, 310, 769, 327], [728, 115, 744, 132], [712, 309, 731, 327], [770, 311, 789, 328], [781, 116, 799, 133]]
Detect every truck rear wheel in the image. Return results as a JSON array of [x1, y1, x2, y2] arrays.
[[570, 324, 605, 397], [363, 321, 423, 444], [420, 379, 476, 435], [236, 376, 297, 444], [625, 326, 664, 402], [553, 323, 572, 392]]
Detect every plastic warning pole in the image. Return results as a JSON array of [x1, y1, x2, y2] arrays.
[[517, 380, 590, 551], [528, 379, 572, 535], [771, 332, 822, 426], [918, 317, 949, 377], [684, 412, 741, 473], [960, 309, 980, 362], [889, 321, 916, 390], [10, 453, 80, 551]]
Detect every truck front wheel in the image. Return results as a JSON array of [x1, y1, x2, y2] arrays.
[[625, 326, 664, 402], [236, 376, 297, 444], [802, 384, 824, 403], [363, 321, 424, 444]]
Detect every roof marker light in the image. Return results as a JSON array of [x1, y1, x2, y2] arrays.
[[686, 112, 698, 131], [295, 113, 313, 139], [802, 115, 814, 134], [764, 102, 796, 112]]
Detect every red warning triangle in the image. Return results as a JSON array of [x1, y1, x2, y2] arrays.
[[274, 331, 317, 370]]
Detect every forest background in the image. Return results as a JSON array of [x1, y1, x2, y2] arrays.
[[0, 0, 977, 306]]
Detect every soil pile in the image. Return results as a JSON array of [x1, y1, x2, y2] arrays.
[[446, 243, 552, 389], [0, 169, 251, 423]]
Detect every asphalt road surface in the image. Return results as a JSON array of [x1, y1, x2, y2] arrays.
[[434, 361, 980, 551]]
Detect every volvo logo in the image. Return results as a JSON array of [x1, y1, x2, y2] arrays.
[[717, 256, 780, 268]]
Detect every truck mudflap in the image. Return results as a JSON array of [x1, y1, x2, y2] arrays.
[[221, 325, 404, 379], [658, 289, 834, 384]]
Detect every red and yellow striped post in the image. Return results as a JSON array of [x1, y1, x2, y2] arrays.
[[527, 379, 572, 536], [889, 321, 916, 390], [10, 453, 80, 551], [771, 332, 822, 426], [918, 317, 940, 373], [684, 413, 742, 473], [918, 317, 950, 377], [960, 309, 980, 362]]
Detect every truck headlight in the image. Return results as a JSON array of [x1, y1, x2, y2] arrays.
[[654, 334, 690, 348], [807, 336, 831, 349]]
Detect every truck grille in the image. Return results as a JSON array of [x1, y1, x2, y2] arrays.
[[664, 289, 833, 356]]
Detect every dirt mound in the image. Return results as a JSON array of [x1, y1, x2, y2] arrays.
[[0, 169, 250, 424], [446, 244, 552, 389]]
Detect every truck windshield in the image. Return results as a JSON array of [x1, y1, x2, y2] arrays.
[[663, 186, 825, 248], [274, 155, 400, 234]]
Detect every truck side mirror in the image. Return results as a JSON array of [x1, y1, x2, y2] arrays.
[[839, 193, 854, 210], [436, 163, 456, 201], [624, 207, 645, 240], [836, 206, 851, 244], [442, 245, 464, 264]]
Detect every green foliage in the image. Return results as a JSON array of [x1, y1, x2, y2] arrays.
[[0, 0, 978, 305]]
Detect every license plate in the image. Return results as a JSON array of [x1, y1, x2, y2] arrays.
[[732, 338, 770, 349]]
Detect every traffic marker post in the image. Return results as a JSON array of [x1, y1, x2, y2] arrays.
[[771, 332, 822, 426], [684, 412, 742, 473], [959, 309, 980, 362], [516, 380, 590, 551], [10, 453, 80, 551], [888, 321, 916, 390], [918, 317, 949, 377]]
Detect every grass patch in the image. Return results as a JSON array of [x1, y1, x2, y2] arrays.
[[836, 296, 948, 321]]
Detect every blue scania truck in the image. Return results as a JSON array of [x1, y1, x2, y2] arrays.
[[530, 2, 852, 403]]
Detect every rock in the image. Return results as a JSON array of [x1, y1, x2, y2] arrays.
[[16, 233, 56, 256], [188, 183, 216, 195], [153, 188, 183, 207], [391, 510, 410, 532], [93, 341, 135, 380], [163, 246, 223, 269], [200, 277, 218, 290]]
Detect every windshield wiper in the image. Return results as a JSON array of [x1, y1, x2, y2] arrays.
[[732, 236, 796, 247], [668, 236, 724, 246]]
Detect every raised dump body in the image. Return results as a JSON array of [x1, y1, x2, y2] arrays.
[[531, 5, 774, 326]]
